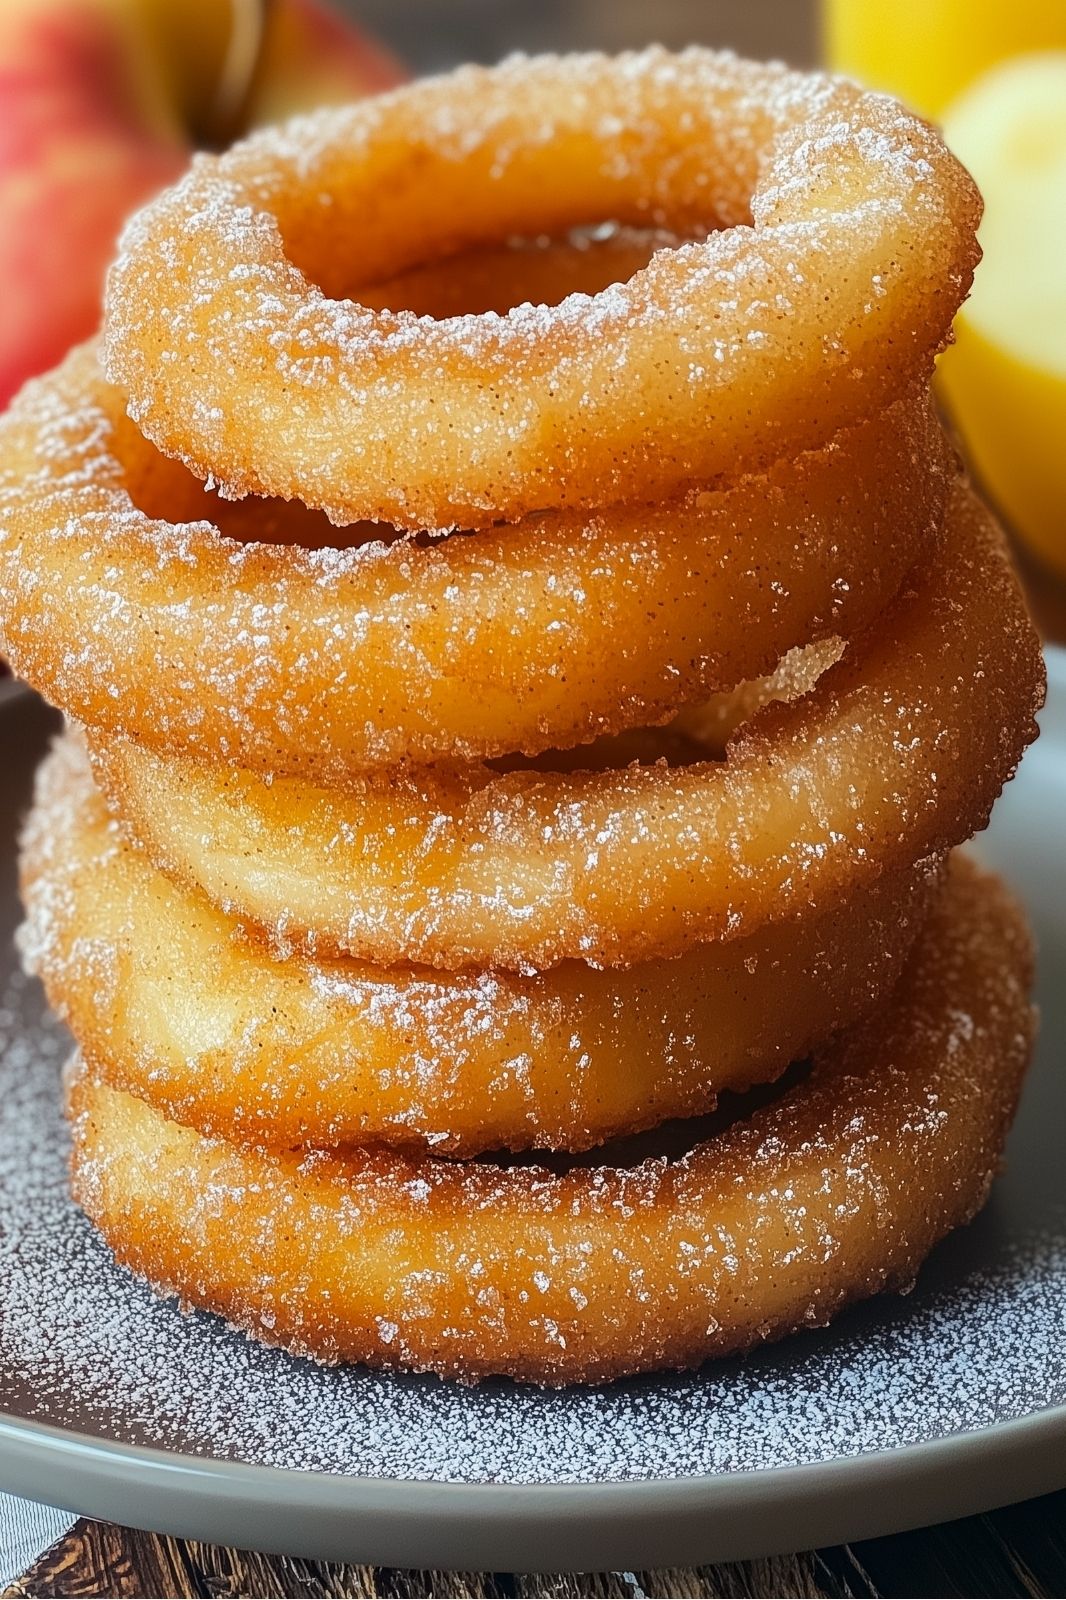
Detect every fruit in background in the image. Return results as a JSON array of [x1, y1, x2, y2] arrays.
[[937, 54, 1066, 581], [245, 0, 404, 128], [133, 0, 404, 145], [823, 0, 1064, 118], [0, 0, 403, 410], [0, 0, 186, 408], [826, 2, 1066, 581], [127, 0, 255, 145]]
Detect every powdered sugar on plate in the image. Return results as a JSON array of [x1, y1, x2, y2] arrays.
[[1, 951, 1064, 1485]]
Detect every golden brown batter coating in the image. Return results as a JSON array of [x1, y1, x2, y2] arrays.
[[69, 857, 1033, 1385], [3, 47, 1039, 1389], [0, 344, 947, 777], [103, 49, 981, 527], [21, 734, 936, 1155], [92, 484, 1043, 971]]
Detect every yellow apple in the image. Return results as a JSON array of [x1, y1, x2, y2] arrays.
[[823, 0, 1064, 119], [937, 53, 1066, 579]]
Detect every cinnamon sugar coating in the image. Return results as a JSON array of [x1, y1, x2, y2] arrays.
[[103, 48, 981, 528], [91, 484, 1043, 971], [0, 344, 947, 776], [21, 734, 936, 1156], [1, 47, 1042, 1387], [68, 857, 1034, 1385]]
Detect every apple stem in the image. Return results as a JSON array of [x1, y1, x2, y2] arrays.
[[202, 0, 271, 148]]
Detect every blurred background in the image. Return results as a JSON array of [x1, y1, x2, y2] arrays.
[[342, 0, 816, 73]]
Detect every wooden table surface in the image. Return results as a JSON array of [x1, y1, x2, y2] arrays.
[[5, 1490, 1066, 1599], [6, 2, 1066, 1596]]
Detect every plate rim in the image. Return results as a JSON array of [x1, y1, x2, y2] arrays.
[[2, 1401, 1066, 1570], [2, 650, 1065, 1570]]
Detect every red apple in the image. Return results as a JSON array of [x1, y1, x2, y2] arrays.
[[0, 0, 186, 407], [246, 0, 405, 128], [0, 0, 403, 409]]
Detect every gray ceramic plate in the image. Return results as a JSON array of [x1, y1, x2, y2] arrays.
[[0, 658, 1064, 1574]]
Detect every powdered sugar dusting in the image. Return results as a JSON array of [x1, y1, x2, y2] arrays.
[[102, 46, 982, 529], [1, 954, 1063, 1484], [0, 346, 953, 780]]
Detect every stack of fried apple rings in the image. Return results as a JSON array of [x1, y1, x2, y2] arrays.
[[0, 49, 1047, 1384]]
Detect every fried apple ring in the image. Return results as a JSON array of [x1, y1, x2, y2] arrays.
[[0, 346, 948, 776], [92, 482, 1043, 971], [67, 855, 1034, 1384], [21, 732, 936, 1156], [103, 48, 981, 528]]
